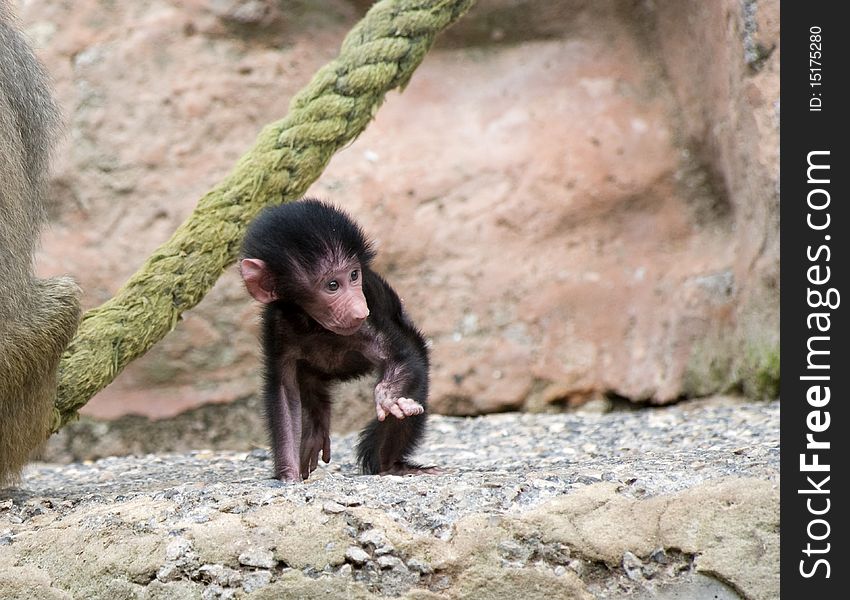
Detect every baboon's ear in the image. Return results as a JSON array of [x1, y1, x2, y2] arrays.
[[240, 258, 277, 304]]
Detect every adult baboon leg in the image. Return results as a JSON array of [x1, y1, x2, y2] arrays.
[[1, 9, 82, 485]]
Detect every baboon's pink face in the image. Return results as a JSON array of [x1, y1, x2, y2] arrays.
[[240, 257, 369, 335]]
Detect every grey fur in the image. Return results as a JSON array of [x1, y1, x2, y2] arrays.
[[1, 4, 81, 485]]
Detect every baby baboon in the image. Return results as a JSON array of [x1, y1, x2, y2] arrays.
[[241, 200, 432, 481]]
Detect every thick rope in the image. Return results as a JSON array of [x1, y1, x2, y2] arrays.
[[53, 0, 475, 430]]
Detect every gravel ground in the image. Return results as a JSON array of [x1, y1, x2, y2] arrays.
[[1, 397, 779, 600], [13, 397, 778, 508]]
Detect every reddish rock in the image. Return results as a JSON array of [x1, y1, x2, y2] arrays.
[[22, 0, 778, 420]]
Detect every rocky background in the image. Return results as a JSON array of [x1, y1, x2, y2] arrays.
[[20, 0, 778, 441]]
